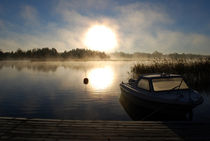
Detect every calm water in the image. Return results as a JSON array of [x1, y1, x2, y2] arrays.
[[0, 61, 209, 121]]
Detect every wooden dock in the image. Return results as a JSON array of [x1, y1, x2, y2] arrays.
[[0, 117, 210, 141]]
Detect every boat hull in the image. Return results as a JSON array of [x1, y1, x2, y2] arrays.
[[120, 83, 202, 112], [119, 93, 193, 120]]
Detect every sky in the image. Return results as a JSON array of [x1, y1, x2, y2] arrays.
[[0, 0, 210, 54]]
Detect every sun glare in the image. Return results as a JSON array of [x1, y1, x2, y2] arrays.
[[88, 66, 114, 90], [84, 25, 117, 52]]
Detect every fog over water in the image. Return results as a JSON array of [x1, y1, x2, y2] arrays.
[[0, 61, 209, 121]]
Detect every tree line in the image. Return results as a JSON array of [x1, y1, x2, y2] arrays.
[[110, 51, 209, 60], [0, 48, 209, 60], [0, 48, 109, 60]]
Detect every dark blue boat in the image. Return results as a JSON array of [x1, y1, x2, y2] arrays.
[[120, 73, 203, 112]]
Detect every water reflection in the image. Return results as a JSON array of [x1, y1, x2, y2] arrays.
[[88, 66, 114, 90], [0, 61, 98, 72], [119, 93, 193, 121], [0, 61, 209, 121]]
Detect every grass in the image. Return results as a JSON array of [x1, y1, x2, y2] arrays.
[[130, 58, 210, 91]]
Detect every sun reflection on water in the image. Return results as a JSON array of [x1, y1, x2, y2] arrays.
[[88, 66, 114, 90]]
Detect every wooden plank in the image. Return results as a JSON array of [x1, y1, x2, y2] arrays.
[[0, 117, 210, 141]]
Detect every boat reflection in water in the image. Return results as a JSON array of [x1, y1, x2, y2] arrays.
[[87, 66, 114, 90], [119, 93, 193, 121]]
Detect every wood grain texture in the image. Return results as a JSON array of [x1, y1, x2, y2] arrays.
[[0, 117, 210, 141]]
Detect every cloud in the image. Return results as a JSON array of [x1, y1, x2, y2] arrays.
[[20, 5, 39, 25], [112, 2, 173, 52], [111, 2, 210, 54], [56, 0, 114, 14], [0, 1, 210, 54], [115, 2, 172, 27], [131, 30, 210, 54], [0, 28, 68, 52]]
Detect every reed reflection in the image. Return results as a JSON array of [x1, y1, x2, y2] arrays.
[[88, 66, 114, 90]]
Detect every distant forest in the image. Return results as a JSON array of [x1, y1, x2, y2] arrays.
[[110, 51, 209, 60], [0, 48, 209, 60], [0, 48, 109, 60]]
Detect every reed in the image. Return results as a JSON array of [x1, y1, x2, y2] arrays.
[[130, 58, 210, 91]]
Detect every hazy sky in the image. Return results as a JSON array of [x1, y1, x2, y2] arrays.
[[0, 0, 210, 54]]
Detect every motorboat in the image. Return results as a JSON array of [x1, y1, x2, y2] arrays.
[[119, 93, 193, 121], [120, 73, 203, 112]]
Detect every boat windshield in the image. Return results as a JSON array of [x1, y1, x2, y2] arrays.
[[152, 77, 189, 92]]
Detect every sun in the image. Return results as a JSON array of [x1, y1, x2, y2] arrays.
[[84, 25, 117, 52]]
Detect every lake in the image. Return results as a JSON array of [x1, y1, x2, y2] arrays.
[[0, 61, 209, 121]]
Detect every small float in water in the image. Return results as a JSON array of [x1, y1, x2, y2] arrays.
[[120, 73, 203, 112]]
